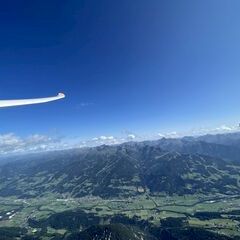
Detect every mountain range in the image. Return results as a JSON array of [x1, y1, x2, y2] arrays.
[[0, 132, 240, 198], [1, 132, 240, 239]]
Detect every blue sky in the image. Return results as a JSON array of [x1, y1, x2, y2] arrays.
[[1, 0, 240, 151]]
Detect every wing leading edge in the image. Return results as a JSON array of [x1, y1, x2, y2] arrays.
[[0, 93, 65, 108]]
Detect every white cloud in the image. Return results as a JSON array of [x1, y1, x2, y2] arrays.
[[157, 133, 165, 138], [167, 131, 179, 138], [0, 133, 65, 155], [99, 136, 107, 140], [89, 135, 120, 146], [215, 125, 235, 132], [75, 102, 93, 110], [157, 124, 239, 139], [1, 123, 239, 155], [157, 131, 179, 139], [127, 134, 136, 140], [99, 136, 114, 140], [189, 124, 239, 136]]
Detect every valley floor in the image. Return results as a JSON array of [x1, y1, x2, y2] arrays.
[[0, 193, 239, 239]]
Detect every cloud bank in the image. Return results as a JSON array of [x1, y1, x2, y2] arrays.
[[0, 124, 239, 155], [0, 133, 65, 155]]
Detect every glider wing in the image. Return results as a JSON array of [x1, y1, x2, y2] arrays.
[[0, 93, 65, 108]]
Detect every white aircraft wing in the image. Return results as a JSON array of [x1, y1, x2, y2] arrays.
[[0, 93, 65, 108]]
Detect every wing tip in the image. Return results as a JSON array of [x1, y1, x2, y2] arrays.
[[58, 92, 66, 98]]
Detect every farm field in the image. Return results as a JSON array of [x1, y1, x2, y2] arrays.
[[0, 193, 239, 239]]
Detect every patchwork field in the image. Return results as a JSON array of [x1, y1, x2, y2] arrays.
[[0, 193, 239, 239]]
